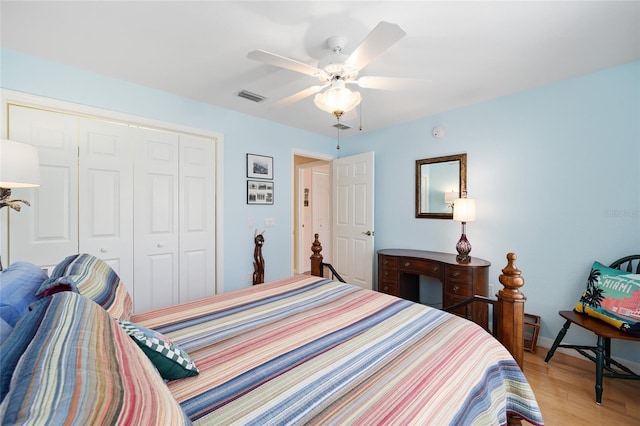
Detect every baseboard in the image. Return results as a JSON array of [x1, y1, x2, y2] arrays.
[[536, 336, 640, 372]]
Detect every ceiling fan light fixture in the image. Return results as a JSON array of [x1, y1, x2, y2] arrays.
[[313, 79, 361, 117]]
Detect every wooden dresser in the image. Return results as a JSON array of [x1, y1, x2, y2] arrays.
[[377, 249, 491, 328]]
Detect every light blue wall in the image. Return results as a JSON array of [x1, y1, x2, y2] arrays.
[[339, 61, 640, 362], [0, 48, 335, 292], [2, 48, 638, 362]]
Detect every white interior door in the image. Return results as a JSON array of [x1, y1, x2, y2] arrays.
[[133, 127, 179, 312], [311, 164, 331, 261], [296, 161, 331, 273], [78, 118, 134, 292], [332, 152, 375, 290], [178, 134, 216, 302], [296, 166, 313, 273], [7, 105, 78, 270]]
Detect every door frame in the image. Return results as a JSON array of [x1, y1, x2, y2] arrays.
[[291, 149, 334, 275]]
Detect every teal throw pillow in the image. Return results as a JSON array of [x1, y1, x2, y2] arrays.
[[116, 319, 199, 380]]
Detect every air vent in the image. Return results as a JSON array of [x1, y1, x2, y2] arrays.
[[332, 122, 351, 130], [237, 90, 266, 103]]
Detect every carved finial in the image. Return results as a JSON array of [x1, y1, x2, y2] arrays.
[[311, 234, 323, 258], [499, 252, 525, 291], [310, 234, 324, 277]]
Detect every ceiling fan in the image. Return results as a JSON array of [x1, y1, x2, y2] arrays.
[[247, 21, 429, 119]]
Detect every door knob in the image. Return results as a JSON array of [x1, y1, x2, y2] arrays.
[[362, 230, 374, 236]]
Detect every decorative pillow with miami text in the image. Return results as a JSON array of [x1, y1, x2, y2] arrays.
[[575, 261, 640, 336]]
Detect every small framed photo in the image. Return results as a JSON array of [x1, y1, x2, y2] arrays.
[[247, 180, 274, 205], [247, 153, 273, 180]]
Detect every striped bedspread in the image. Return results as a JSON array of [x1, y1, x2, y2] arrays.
[[133, 275, 544, 425]]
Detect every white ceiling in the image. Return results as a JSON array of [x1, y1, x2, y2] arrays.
[[2, 1, 639, 138]]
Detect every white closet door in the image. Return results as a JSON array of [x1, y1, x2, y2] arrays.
[[78, 118, 134, 292], [133, 127, 179, 312], [178, 135, 216, 302], [7, 105, 78, 270]]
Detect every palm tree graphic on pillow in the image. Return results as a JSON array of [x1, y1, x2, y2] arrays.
[[579, 268, 605, 310]]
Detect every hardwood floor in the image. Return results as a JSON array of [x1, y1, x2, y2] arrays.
[[521, 349, 640, 425]]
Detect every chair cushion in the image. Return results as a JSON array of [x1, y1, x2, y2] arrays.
[[575, 261, 640, 336], [36, 253, 132, 320], [116, 319, 199, 380]]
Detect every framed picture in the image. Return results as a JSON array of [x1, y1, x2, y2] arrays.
[[246, 153, 273, 180], [247, 180, 274, 205]]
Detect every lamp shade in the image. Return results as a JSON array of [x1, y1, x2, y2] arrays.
[[444, 191, 459, 204], [313, 79, 361, 116], [0, 139, 41, 187], [453, 198, 476, 222]]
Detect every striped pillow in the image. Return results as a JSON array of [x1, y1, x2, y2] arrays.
[[37, 253, 132, 320], [0, 291, 191, 424]]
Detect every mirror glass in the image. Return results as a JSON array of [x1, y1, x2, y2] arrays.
[[415, 153, 467, 219]]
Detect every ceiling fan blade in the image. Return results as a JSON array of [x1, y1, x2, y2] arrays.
[[248, 50, 327, 79], [355, 76, 431, 91], [344, 22, 406, 71], [274, 85, 328, 107]]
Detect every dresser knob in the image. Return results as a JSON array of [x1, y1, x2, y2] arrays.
[[453, 271, 460, 278], [404, 262, 410, 267], [453, 285, 460, 292], [433, 266, 439, 272], [383, 286, 389, 291]]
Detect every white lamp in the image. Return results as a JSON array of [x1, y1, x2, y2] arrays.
[[0, 139, 41, 270], [313, 78, 361, 119], [1, 139, 41, 207], [453, 197, 476, 262]]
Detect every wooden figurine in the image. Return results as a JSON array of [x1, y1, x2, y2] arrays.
[[252, 229, 265, 285]]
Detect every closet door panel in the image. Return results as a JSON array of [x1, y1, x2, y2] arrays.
[[179, 135, 216, 302], [7, 105, 78, 269], [78, 118, 134, 292], [134, 128, 179, 312], [135, 252, 176, 313]]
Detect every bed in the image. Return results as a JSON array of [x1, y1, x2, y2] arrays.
[[0, 237, 543, 425]]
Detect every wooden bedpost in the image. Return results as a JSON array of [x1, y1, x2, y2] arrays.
[[252, 230, 265, 285], [497, 253, 526, 369], [310, 233, 323, 277]]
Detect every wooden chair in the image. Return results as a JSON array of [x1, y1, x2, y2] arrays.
[[544, 255, 640, 404]]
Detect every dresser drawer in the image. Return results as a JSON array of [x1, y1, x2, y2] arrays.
[[447, 266, 473, 282], [378, 281, 399, 296], [379, 255, 398, 268], [399, 258, 443, 278], [444, 281, 473, 297], [379, 267, 398, 281]]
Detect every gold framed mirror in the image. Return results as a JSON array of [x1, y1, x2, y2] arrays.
[[415, 153, 467, 219]]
